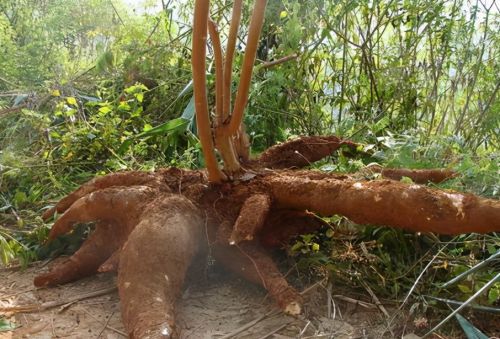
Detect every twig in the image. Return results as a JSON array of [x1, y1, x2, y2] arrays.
[[327, 282, 332, 318], [0, 286, 117, 313], [332, 295, 376, 309], [400, 241, 453, 308], [97, 311, 115, 338], [256, 322, 291, 339], [0, 104, 26, 117], [0, 287, 37, 300], [109, 0, 125, 26], [217, 308, 280, 339], [80, 307, 127, 337], [258, 54, 298, 70], [300, 277, 327, 295], [361, 282, 389, 318], [298, 320, 311, 337]]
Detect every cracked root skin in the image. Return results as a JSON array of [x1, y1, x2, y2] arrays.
[[34, 136, 500, 337]]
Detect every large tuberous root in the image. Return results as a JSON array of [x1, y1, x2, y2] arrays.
[[229, 193, 271, 244], [256, 135, 357, 169], [214, 220, 302, 315], [34, 221, 121, 287], [269, 172, 500, 234], [35, 185, 158, 287], [42, 171, 165, 220], [213, 242, 303, 316], [118, 195, 203, 338]]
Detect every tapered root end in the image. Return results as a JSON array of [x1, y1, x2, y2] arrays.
[[284, 301, 302, 316]]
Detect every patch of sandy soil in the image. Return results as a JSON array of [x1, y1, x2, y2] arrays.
[[1, 261, 421, 339]]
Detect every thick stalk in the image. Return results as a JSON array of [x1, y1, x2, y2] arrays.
[[226, 0, 267, 135], [207, 19, 224, 125], [192, 0, 225, 182], [209, 19, 241, 173], [223, 0, 243, 119]]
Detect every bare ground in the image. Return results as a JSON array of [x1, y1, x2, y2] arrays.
[[0, 259, 417, 339]]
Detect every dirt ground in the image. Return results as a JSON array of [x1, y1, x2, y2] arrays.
[[1, 260, 423, 339]]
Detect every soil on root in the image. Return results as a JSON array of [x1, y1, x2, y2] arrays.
[[1, 262, 427, 339]]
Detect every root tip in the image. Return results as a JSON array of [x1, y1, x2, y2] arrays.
[[284, 301, 302, 316]]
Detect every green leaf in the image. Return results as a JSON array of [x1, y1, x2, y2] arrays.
[[400, 176, 414, 184], [326, 228, 334, 238], [98, 106, 112, 114], [135, 92, 144, 103], [457, 284, 472, 293], [181, 96, 196, 120], [66, 97, 77, 106], [0, 318, 16, 332], [488, 285, 499, 304], [13, 191, 27, 206], [135, 118, 189, 138], [117, 118, 189, 154], [0, 236, 15, 265], [455, 314, 488, 339]]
